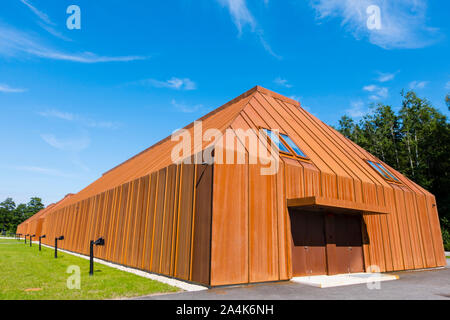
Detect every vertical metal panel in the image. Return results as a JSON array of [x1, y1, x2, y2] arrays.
[[248, 163, 278, 282], [377, 187, 394, 271], [160, 165, 178, 275], [284, 159, 305, 199], [151, 168, 167, 273], [191, 164, 213, 285], [303, 163, 321, 197], [134, 175, 149, 269], [98, 190, 112, 260], [363, 214, 386, 272], [277, 161, 291, 280], [210, 162, 248, 286], [142, 172, 158, 271], [426, 195, 447, 266], [122, 179, 138, 266], [392, 185, 414, 269], [113, 183, 129, 262], [174, 164, 195, 280], [170, 166, 181, 276], [403, 189, 425, 269], [128, 177, 144, 268], [415, 193, 437, 267]]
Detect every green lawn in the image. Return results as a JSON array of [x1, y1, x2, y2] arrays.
[[0, 239, 179, 300]]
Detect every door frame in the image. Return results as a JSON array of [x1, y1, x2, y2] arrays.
[[289, 209, 366, 276]]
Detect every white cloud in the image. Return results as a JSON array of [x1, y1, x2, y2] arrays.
[[0, 24, 145, 63], [446, 81, 450, 90], [20, 0, 54, 26], [363, 85, 377, 92], [138, 77, 197, 91], [38, 109, 120, 129], [0, 84, 27, 93], [409, 80, 428, 90], [346, 100, 366, 118], [39, 110, 74, 121], [363, 84, 388, 100], [376, 71, 397, 82], [217, 0, 256, 35], [309, 0, 441, 49], [20, 0, 72, 41], [171, 99, 202, 113], [40, 133, 90, 152], [38, 22, 72, 42], [216, 0, 281, 58], [274, 77, 293, 88]]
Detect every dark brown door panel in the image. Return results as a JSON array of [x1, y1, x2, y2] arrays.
[[290, 209, 364, 276]]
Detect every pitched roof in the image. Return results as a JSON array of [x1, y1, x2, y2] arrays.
[[18, 85, 431, 229]]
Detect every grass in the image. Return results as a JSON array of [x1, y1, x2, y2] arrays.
[[0, 239, 179, 300]]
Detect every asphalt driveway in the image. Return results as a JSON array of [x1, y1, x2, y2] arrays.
[[134, 259, 450, 300]]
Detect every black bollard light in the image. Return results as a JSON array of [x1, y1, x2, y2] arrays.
[[39, 235, 46, 251], [89, 237, 105, 276], [29, 234, 35, 247], [54, 236, 64, 258], [25, 234, 29, 244]]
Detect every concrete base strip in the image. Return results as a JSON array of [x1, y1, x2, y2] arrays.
[[291, 272, 398, 288], [37, 242, 207, 292]]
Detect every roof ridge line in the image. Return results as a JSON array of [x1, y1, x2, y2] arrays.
[[101, 86, 262, 177], [253, 86, 300, 106]]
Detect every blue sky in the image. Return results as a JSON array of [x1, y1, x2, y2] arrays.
[[0, 0, 449, 205]]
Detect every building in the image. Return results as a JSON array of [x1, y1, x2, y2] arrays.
[[17, 86, 446, 286]]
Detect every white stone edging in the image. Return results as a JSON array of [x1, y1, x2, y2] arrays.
[[37, 242, 207, 292]]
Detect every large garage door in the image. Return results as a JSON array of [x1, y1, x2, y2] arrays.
[[289, 210, 364, 276], [331, 214, 364, 274], [290, 212, 327, 276]]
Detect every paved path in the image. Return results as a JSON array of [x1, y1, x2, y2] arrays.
[[134, 261, 450, 300]]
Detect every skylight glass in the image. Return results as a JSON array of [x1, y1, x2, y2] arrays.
[[367, 160, 399, 182], [280, 133, 308, 158], [375, 162, 399, 182], [262, 129, 291, 154]]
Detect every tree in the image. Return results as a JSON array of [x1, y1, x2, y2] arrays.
[[0, 197, 45, 233], [0, 198, 16, 232], [336, 90, 450, 221], [337, 90, 450, 248], [25, 197, 44, 219]]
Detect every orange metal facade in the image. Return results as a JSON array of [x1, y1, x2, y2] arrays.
[[17, 86, 446, 286]]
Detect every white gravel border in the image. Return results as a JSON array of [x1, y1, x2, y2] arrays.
[[35, 242, 208, 292]]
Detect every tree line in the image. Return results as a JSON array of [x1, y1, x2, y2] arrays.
[[0, 197, 44, 235], [336, 90, 450, 250]]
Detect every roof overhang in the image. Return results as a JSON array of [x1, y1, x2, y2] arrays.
[[287, 196, 389, 215]]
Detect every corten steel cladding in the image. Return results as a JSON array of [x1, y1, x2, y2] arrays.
[[17, 86, 446, 286]]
